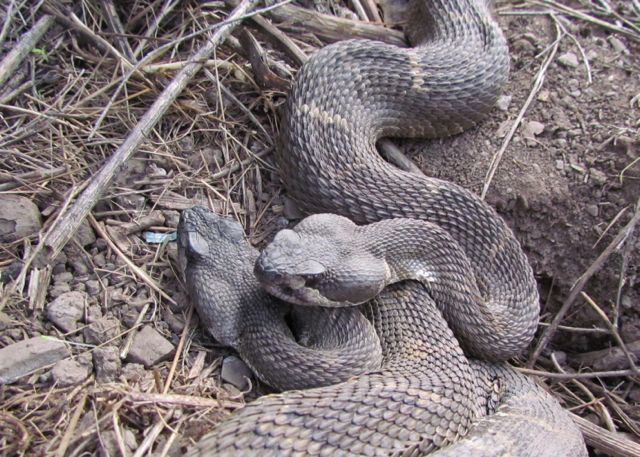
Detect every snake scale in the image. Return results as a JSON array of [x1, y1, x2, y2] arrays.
[[180, 0, 588, 454]]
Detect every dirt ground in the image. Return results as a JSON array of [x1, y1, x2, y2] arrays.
[[0, 0, 639, 455]]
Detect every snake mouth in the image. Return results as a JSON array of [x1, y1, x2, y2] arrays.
[[254, 263, 349, 308]]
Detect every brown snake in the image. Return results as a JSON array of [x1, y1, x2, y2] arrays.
[[180, 0, 588, 454]]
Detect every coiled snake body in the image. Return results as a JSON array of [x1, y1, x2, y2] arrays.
[[181, 0, 588, 454]]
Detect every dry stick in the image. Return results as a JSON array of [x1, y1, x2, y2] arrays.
[[43, 2, 134, 71], [226, 0, 405, 46], [162, 305, 194, 394], [127, 391, 244, 410], [581, 292, 639, 373], [517, 367, 638, 380], [247, 12, 307, 66], [99, 0, 136, 60], [359, 0, 382, 22], [571, 340, 640, 371], [571, 413, 640, 457], [537, 0, 640, 40], [0, 15, 54, 87], [38, 0, 259, 264], [481, 14, 561, 200], [88, 215, 177, 306], [528, 201, 640, 367], [55, 391, 88, 457]]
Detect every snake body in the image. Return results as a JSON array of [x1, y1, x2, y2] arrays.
[[181, 0, 588, 454]]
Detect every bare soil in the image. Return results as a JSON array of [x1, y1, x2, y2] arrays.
[[0, 0, 638, 455]]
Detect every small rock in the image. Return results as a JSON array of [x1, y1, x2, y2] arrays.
[[53, 272, 73, 284], [121, 363, 145, 383], [557, 52, 579, 68], [84, 317, 121, 345], [496, 95, 512, 112], [537, 90, 550, 102], [555, 160, 565, 171], [85, 280, 101, 296], [126, 326, 175, 367], [49, 283, 72, 299], [586, 204, 599, 217], [221, 355, 252, 390], [0, 195, 42, 242], [0, 336, 69, 384], [45, 291, 87, 333], [608, 36, 629, 54], [522, 120, 545, 146], [73, 219, 96, 247], [0, 261, 23, 284], [69, 259, 90, 276], [93, 346, 121, 383], [51, 358, 91, 386], [589, 168, 607, 185], [86, 305, 103, 323]]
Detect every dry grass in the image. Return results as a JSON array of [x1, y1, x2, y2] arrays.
[[0, 0, 639, 455]]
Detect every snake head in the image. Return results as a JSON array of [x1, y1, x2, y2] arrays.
[[178, 206, 256, 347], [255, 214, 390, 307]]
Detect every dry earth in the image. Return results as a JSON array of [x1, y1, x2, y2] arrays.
[[0, 0, 638, 456]]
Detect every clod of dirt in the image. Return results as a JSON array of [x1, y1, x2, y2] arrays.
[[93, 346, 121, 383], [0, 336, 69, 384], [45, 291, 87, 333], [0, 194, 42, 243], [557, 51, 579, 68], [126, 326, 175, 367], [496, 94, 512, 112], [51, 358, 91, 386], [221, 355, 252, 390], [84, 317, 122, 345]]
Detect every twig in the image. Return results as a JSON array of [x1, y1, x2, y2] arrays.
[[571, 413, 640, 457], [245, 9, 307, 65], [0, 15, 54, 88], [378, 139, 425, 176], [580, 292, 639, 373], [88, 215, 177, 306], [571, 339, 640, 372], [36, 0, 260, 264], [516, 367, 638, 380], [162, 305, 194, 394], [528, 201, 640, 367], [481, 13, 561, 200], [532, 0, 640, 40], [126, 391, 244, 410], [226, 0, 406, 46], [99, 0, 136, 61]]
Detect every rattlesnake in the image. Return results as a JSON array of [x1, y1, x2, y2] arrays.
[[180, 0, 588, 454]]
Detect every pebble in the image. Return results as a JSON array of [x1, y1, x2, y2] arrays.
[[73, 219, 96, 247], [48, 283, 72, 299], [608, 36, 629, 54], [496, 95, 512, 112], [0, 336, 69, 384], [51, 358, 91, 386], [555, 160, 565, 171], [557, 52, 579, 68], [85, 280, 101, 296], [0, 195, 42, 242], [45, 291, 87, 333], [84, 317, 121, 345], [586, 204, 599, 217], [221, 355, 252, 391], [589, 168, 607, 185], [93, 346, 121, 382], [126, 326, 175, 367]]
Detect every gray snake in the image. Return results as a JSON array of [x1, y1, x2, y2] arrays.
[[180, 0, 588, 454]]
